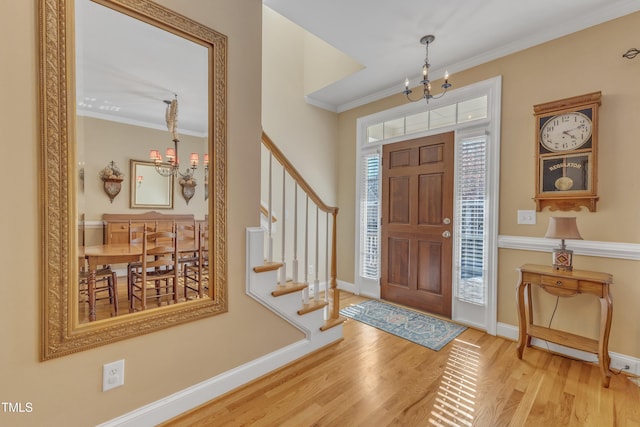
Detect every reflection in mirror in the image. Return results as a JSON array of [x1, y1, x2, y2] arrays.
[[130, 160, 174, 208], [40, 0, 227, 359]]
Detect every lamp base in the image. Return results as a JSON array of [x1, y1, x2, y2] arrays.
[[552, 248, 574, 271]]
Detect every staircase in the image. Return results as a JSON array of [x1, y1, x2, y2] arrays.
[[246, 132, 345, 350]]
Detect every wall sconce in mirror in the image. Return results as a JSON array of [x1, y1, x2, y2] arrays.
[[623, 48, 639, 59], [130, 159, 174, 209], [179, 170, 197, 205], [99, 161, 124, 203]]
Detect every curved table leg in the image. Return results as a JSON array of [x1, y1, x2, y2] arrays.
[[515, 268, 527, 359], [598, 291, 613, 388]]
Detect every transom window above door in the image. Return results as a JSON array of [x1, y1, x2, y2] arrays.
[[366, 96, 488, 142]]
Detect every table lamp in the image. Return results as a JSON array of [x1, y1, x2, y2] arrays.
[[544, 217, 582, 271]]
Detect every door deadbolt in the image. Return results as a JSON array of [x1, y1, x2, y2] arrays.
[[443, 218, 451, 225]]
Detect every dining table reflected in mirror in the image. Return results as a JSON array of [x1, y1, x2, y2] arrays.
[[79, 212, 208, 323]]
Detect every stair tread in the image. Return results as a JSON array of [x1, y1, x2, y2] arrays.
[[297, 299, 329, 315], [254, 262, 283, 273], [271, 281, 308, 297], [320, 316, 347, 331]]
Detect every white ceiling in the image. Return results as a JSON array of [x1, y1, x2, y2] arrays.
[[76, 0, 640, 131], [264, 0, 640, 112], [75, 0, 209, 136]]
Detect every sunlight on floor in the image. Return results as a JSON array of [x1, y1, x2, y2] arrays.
[[429, 339, 480, 426]]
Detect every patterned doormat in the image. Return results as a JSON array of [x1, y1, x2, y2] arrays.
[[340, 299, 467, 351]]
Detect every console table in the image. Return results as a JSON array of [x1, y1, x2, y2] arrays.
[[515, 264, 613, 387]]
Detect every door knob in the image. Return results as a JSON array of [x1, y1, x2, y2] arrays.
[[442, 231, 451, 238]]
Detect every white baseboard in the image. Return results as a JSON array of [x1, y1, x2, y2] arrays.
[[497, 322, 639, 376], [336, 279, 356, 294], [97, 338, 336, 427]]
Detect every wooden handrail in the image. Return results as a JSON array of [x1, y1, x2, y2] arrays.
[[261, 131, 342, 324], [260, 204, 277, 223], [262, 132, 338, 215]]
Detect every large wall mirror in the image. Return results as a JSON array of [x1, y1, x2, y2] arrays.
[[40, 0, 227, 359]]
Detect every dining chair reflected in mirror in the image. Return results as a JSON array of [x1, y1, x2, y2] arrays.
[[129, 227, 180, 312], [126, 221, 158, 300], [78, 258, 119, 317], [176, 220, 199, 268], [183, 222, 209, 300]]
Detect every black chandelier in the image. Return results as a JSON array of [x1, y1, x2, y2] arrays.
[[402, 35, 452, 103]]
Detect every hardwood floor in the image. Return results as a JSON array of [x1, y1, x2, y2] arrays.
[[163, 293, 640, 426]]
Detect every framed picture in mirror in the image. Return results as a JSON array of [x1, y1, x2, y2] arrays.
[[130, 159, 174, 209]]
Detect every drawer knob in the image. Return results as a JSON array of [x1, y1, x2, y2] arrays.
[[556, 280, 563, 286]]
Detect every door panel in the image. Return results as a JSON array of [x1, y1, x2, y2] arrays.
[[418, 173, 443, 225], [389, 177, 410, 224], [381, 132, 454, 317], [387, 237, 410, 287]]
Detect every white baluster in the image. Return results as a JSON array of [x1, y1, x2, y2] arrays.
[[279, 168, 287, 285], [292, 183, 298, 284], [325, 211, 329, 306], [314, 205, 319, 302], [303, 195, 309, 304], [267, 152, 273, 263]]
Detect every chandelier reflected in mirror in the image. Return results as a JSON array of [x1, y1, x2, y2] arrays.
[[149, 95, 208, 178], [402, 35, 452, 103]]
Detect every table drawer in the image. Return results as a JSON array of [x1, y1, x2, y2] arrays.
[[541, 275, 578, 291]]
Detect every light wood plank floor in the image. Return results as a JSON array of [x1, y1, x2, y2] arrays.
[[163, 293, 640, 426]]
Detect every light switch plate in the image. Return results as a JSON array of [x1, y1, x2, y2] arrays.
[[517, 210, 536, 225]]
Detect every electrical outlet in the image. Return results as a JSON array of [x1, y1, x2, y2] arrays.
[[609, 357, 636, 375], [308, 264, 314, 275], [103, 359, 125, 392], [517, 210, 536, 225]]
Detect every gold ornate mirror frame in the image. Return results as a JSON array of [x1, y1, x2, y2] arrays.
[[39, 0, 227, 360]]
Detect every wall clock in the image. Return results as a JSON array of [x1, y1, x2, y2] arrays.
[[533, 92, 601, 212]]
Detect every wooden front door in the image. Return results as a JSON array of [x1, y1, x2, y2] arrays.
[[380, 132, 454, 317]]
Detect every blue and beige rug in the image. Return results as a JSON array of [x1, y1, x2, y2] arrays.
[[340, 299, 467, 351]]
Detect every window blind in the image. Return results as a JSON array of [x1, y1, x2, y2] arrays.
[[456, 135, 487, 305], [359, 152, 380, 279]]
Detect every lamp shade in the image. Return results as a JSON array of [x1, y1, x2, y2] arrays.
[[544, 217, 583, 240]]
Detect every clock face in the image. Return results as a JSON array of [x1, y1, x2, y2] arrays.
[[540, 111, 592, 152]]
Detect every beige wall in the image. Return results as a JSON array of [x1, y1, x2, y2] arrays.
[[0, 1, 305, 426], [337, 13, 640, 358], [261, 6, 339, 206]]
